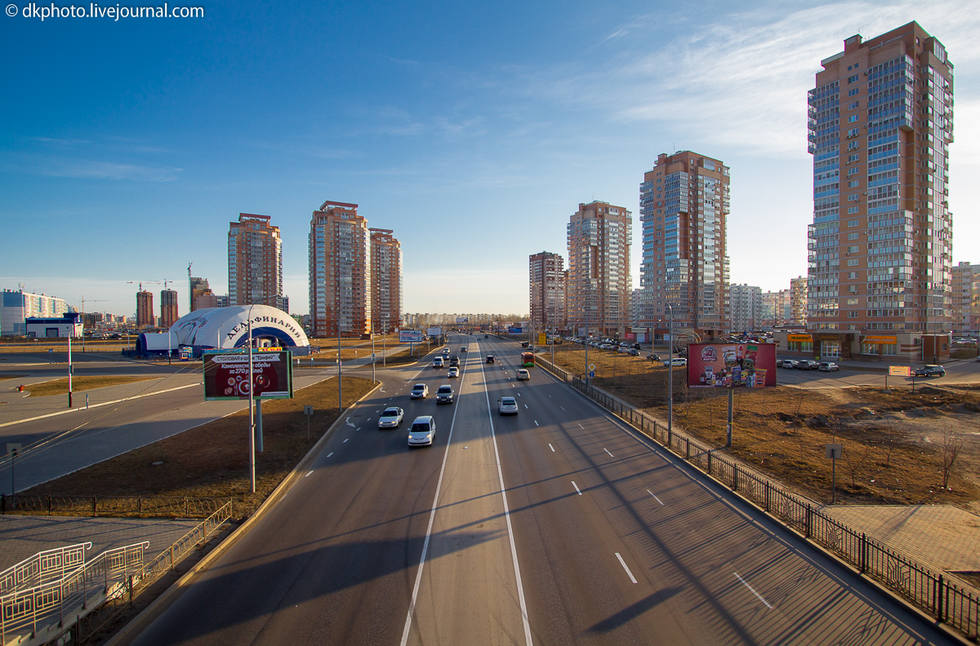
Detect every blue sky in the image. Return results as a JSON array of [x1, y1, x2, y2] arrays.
[[1, 0, 978, 318]]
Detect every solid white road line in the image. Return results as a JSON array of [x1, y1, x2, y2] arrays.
[[571, 481, 582, 496], [603, 448, 614, 457], [326, 452, 334, 458], [734, 571, 773, 609], [533, 420, 539, 426], [615, 552, 638, 584], [305, 470, 313, 478], [342, 437, 349, 444], [548, 443, 555, 453], [646, 489, 665, 506]]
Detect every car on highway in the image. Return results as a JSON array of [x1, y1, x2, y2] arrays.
[[377, 406, 404, 429], [449, 356, 460, 367], [407, 416, 436, 446], [460, 346, 467, 353], [432, 356, 444, 369], [516, 368, 530, 380], [448, 366, 459, 378], [436, 384, 454, 404], [817, 361, 840, 372], [914, 364, 946, 377], [497, 396, 519, 415], [486, 354, 495, 364], [663, 357, 687, 367], [796, 359, 819, 370], [410, 383, 429, 399]]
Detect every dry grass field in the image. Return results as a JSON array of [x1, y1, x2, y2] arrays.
[[547, 344, 980, 511], [22, 376, 159, 397]]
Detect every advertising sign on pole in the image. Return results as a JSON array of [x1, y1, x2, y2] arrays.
[[888, 365, 911, 377], [399, 329, 424, 343], [426, 327, 442, 337], [687, 343, 777, 388], [203, 350, 293, 400]]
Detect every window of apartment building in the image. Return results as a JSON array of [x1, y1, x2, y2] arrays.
[[847, 206, 859, 214], [847, 74, 858, 83], [848, 88, 859, 96], [847, 232, 859, 240], [848, 167, 859, 176], [847, 141, 859, 151], [847, 259, 859, 266], [849, 101, 859, 109], [848, 114, 859, 123], [848, 193, 859, 201], [847, 219, 858, 227], [848, 179, 860, 188]]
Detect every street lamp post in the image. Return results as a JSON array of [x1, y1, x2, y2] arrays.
[[666, 303, 673, 445], [67, 334, 73, 409], [168, 326, 172, 365], [371, 331, 376, 382], [247, 306, 256, 494]]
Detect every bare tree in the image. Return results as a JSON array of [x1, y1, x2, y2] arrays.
[[940, 428, 963, 490]]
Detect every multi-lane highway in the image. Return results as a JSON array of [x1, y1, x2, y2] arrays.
[[121, 335, 949, 644]]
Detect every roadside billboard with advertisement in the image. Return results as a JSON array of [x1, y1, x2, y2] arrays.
[[456, 316, 469, 324], [399, 329, 424, 343], [203, 349, 293, 400], [426, 326, 442, 337], [687, 342, 777, 388]]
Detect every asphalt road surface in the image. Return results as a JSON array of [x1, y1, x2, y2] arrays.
[[124, 335, 951, 645]]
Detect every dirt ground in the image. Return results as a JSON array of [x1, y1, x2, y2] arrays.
[[548, 345, 980, 513]]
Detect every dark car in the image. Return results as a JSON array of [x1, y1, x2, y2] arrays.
[[486, 354, 495, 364], [796, 360, 819, 370], [914, 364, 945, 378], [647, 353, 661, 361], [449, 356, 460, 367], [521, 341, 529, 348]]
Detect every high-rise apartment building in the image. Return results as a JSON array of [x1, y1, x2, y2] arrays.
[[309, 201, 371, 338], [640, 151, 730, 337], [1, 289, 68, 336], [370, 228, 403, 334], [729, 284, 763, 333], [566, 201, 631, 338], [136, 290, 154, 328], [228, 213, 285, 310], [529, 251, 566, 334], [189, 276, 213, 311], [160, 289, 178, 328], [951, 262, 980, 335], [790, 276, 808, 326], [807, 22, 953, 359]]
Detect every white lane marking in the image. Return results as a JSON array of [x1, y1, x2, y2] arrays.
[[603, 448, 614, 457], [326, 452, 334, 458], [548, 443, 555, 453], [577, 423, 584, 430], [305, 470, 313, 478], [355, 426, 360, 432], [0, 382, 198, 429], [571, 481, 582, 496], [533, 420, 539, 426], [615, 552, 638, 584], [559, 406, 565, 411], [524, 404, 529, 409], [342, 438, 349, 444], [516, 391, 521, 397], [646, 489, 665, 505], [734, 571, 773, 609], [70, 421, 89, 432]]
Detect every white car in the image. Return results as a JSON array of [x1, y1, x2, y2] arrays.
[[410, 383, 429, 399], [817, 361, 840, 372], [498, 396, 519, 415], [516, 368, 530, 380], [663, 357, 687, 367], [448, 367, 459, 378], [433, 357, 444, 369], [436, 384, 454, 404], [377, 406, 404, 429], [408, 416, 436, 447]]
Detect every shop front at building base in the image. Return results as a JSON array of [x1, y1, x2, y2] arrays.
[[774, 331, 950, 362]]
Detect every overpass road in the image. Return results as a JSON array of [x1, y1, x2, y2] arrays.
[[121, 335, 951, 644]]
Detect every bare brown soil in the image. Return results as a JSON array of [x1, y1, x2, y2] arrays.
[[18, 376, 376, 519], [548, 345, 980, 511]]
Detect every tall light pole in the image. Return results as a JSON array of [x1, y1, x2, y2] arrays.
[[371, 330, 376, 382], [67, 333, 73, 408], [247, 305, 256, 494], [167, 325, 172, 365], [666, 303, 673, 444]]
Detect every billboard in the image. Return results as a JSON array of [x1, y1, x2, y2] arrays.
[[203, 350, 293, 400], [427, 326, 442, 337], [456, 316, 469, 324], [399, 329, 423, 343], [687, 343, 777, 388]]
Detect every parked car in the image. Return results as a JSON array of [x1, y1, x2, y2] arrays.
[[436, 384, 455, 404], [663, 357, 687, 367], [516, 368, 530, 380], [498, 396, 519, 415], [486, 354, 495, 364], [647, 353, 661, 361], [779, 359, 798, 369], [817, 361, 839, 372], [448, 367, 459, 378], [628, 348, 640, 356], [796, 360, 819, 370], [410, 383, 429, 399], [407, 416, 436, 446], [914, 364, 946, 377], [377, 406, 404, 429]]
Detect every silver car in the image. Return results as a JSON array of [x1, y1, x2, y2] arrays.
[[377, 406, 404, 429], [498, 396, 519, 415]]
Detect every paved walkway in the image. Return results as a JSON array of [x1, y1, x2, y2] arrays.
[[0, 514, 201, 573]]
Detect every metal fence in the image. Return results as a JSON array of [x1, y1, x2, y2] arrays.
[[0, 542, 92, 598], [536, 355, 980, 641], [136, 500, 233, 588], [1, 494, 229, 519], [0, 541, 148, 645]]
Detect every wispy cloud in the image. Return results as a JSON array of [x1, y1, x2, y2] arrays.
[[40, 159, 182, 182]]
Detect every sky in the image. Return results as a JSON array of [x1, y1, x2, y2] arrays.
[[1, 0, 978, 318]]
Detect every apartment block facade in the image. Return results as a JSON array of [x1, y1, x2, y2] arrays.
[[529, 251, 566, 334], [729, 284, 763, 333], [309, 201, 371, 338], [951, 262, 980, 335], [566, 201, 631, 338], [807, 22, 953, 359], [369, 228, 403, 334], [136, 290, 154, 328], [761, 290, 792, 328], [160, 289, 178, 328], [790, 276, 808, 326], [228, 213, 285, 310], [1, 289, 69, 336], [640, 151, 730, 337]]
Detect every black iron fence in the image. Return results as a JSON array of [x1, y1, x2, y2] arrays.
[[1, 494, 228, 519], [536, 355, 979, 641]]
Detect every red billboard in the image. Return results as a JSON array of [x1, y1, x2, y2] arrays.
[[687, 343, 777, 388], [203, 350, 293, 400]]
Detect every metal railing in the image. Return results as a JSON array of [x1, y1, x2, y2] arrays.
[[536, 355, 980, 641], [0, 541, 148, 645], [136, 500, 233, 588], [0, 542, 91, 597]]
